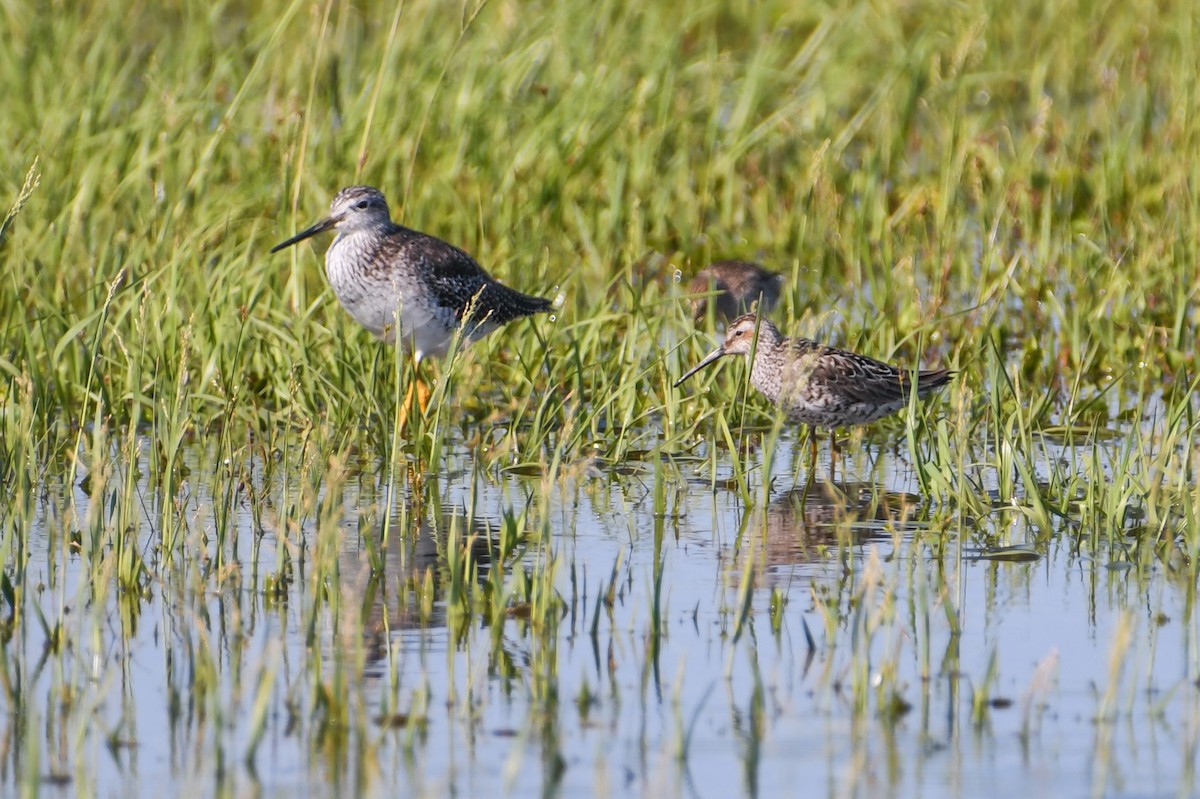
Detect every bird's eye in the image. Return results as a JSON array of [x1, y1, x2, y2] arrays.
[[356, 200, 370, 210]]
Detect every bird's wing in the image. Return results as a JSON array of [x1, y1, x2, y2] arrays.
[[393, 233, 491, 319], [401, 231, 552, 325], [798, 340, 911, 405]]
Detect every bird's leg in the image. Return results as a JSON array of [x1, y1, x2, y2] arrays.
[[414, 374, 432, 414], [829, 430, 838, 484], [397, 381, 415, 435], [396, 356, 430, 436], [799, 428, 817, 508]]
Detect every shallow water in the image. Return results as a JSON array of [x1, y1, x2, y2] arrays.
[[6, 429, 1199, 799]]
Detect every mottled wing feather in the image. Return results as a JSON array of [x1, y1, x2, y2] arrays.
[[795, 340, 952, 404], [398, 229, 551, 325], [808, 347, 907, 405]]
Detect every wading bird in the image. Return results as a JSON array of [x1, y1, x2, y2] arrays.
[[271, 185, 552, 426]]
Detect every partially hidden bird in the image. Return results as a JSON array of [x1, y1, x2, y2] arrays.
[[687, 260, 784, 324]]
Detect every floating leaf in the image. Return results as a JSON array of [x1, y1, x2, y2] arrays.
[[980, 545, 1041, 563], [503, 463, 543, 477], [1039, 424, 1121, 443]]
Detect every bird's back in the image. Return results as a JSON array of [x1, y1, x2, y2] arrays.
[[394, 228, 551, 326], [755, 337, 953, 426], [690, 261, 783, 322]]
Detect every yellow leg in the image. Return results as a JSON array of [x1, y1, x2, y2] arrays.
[[396, 371, 432, 435], [397, 381, 414, 435], [415, 376, 431, 414]]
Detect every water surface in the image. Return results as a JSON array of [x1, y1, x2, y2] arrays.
[[7, 431, 1198, 799]]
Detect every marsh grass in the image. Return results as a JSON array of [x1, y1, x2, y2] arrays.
[[3, 0, 1200, 795]]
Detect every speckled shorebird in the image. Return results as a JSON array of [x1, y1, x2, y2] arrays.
[[675, 314, 953, 432], [687, 260, 784, 324], [271, 186, 552, 420]]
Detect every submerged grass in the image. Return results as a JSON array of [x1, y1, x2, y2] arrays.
[[2, 0, 1200, 795]]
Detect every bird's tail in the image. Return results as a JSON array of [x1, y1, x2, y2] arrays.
[[913, 368, 955, 396], [469, 282, 553, 327]]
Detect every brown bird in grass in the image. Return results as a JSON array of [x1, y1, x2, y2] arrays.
[[687, 260, 784, 324], [676, 314, 953, 429]]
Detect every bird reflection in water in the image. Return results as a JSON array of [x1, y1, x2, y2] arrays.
[[739, 481, 926, 578], [338, 510, 504, 661]]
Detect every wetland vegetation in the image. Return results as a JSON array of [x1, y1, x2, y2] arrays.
[[2, 0, 1200, 796]]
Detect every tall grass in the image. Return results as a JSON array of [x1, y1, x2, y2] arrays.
[[2, 0, 1200, 795]]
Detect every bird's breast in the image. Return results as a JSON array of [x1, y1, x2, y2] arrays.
[[325, 234, 410, 339]]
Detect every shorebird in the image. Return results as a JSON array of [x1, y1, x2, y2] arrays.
[[687, 260, 784, 324], [675, 314, 953, 460], [271, 185, 552, 422]]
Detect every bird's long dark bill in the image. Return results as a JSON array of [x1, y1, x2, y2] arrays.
[[674, 347, 726, 388], [270, 217, 336, 253]]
